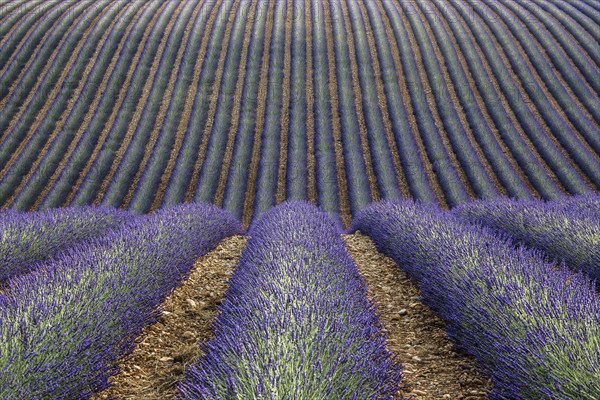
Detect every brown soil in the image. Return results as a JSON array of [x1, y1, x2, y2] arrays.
[[396, 1, 477, 202], [93, 0, 187, 206], [500, 1, 599, 133], [477, 0, 598, 188], [373, 0, 448, 209], [241, 0, 276, 227], [95, 233, 492, 399], [275, 0, 292, 205], [93, 235, 248, 400], [426, 0, 539, 198], [445, 0, 566, 193], [410, 1, 506, 198], [121, 0, 206, 210], [322, 0, 352, 228], [61, 1, 169, 207], [184, 0, 240, 203], [305, 0, 318, 205], [0, 1, 101, 164], [150, 0, 224, 211], [461, 0, 584, 192], [0, 0, 71, 113], [213, 1, 259, 208], [4, 2, 135, 208], [344, 233, 492, 399], [32, 1, 156, 210], [355, 0, 411, 199], [336, 0, 381, 204], [0, 1, 56, 77]]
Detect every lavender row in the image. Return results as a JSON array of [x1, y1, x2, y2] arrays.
[[452, 195, 600, 282], [0, 206, 130, 281], [179, 202, 401, 399], [0, 203, 243, 399], [351, 200, 600, 399], [39, 0, 163, 209]]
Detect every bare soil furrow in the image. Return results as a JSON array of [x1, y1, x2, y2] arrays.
[[373, 0, 447, 209], [92, 0, 188, 206], [345, 233, 491, 400], [184, 0, 240, 203], [241, 1, 276, 227], [150, 0, 224, 212], [61, 1, 169, 207], [4, 2, 134, 208], [93, 235, 247, 400], [120, 0, 206, 210], [31, 1, 153, 210], [274, 0, 293, 205], [355, 0, 411, 200], [337, 0, 380, 204], [321, 0, 352, 227], [305, 0, 317, 205], [0, 0, 111, 179], [213, 2, 259, 208]]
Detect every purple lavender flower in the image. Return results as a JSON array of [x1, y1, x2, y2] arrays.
[[179, 201, 402, 399], [0, 202, 242, 399], [352, 200, 600, 399]]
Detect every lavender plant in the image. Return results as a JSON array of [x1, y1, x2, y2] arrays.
[[179, 202, 401, 399], [452, 195, 600, 281], [0, 203, 242, 399], [352, 200, 600, 399], [0, 206, 131, 282]]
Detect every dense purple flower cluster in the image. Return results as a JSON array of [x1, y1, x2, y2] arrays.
[[0, 206, 131, 281], [179, 202, 402, 399], [0, 203, 242, 399], [452, 194, 600, 282], [352, 200, 600, 399]]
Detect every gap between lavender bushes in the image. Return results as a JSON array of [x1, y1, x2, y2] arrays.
[[179, 201, 402, 399]]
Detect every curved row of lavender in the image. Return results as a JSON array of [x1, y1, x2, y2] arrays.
[[0, 203, 243, 399], [179, 202, 402, 399], [351, 201, 600, 399], [452, 194, 600, 282], [0, 206, 131, 281]]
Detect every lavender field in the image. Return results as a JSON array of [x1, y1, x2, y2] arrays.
[[0, 0, 599, 398]]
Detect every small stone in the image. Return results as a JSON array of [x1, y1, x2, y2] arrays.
[[412, 355, 423, 362], [186, 299, 197, 308], [399, 309, 407, 315], [133, 365, 143, 371], [443, 395, 452, 399], [182, 331, 195, 340], [411, 389, 427, 395], [162, 310, 172, 316], [159, 356, 174, 362]]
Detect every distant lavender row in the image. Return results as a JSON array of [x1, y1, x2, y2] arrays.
[[352, 201, 600, 399], [0, 203, 242, 399], [179, 202, 401, 399], [0, 206, 131, 281], [452, 195, 600, 282]]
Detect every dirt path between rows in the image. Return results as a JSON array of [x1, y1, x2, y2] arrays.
[[93, 235, 247, 400], [97, 233, 491, 399], [344, 233, 491, 399]]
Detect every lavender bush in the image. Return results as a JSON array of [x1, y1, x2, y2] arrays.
[[0, 206, 131, 281], [352, 200, 600, 399], [452, 195, 600, 281], [179, 202, 402, 399], [0, 203, 242, 399]]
